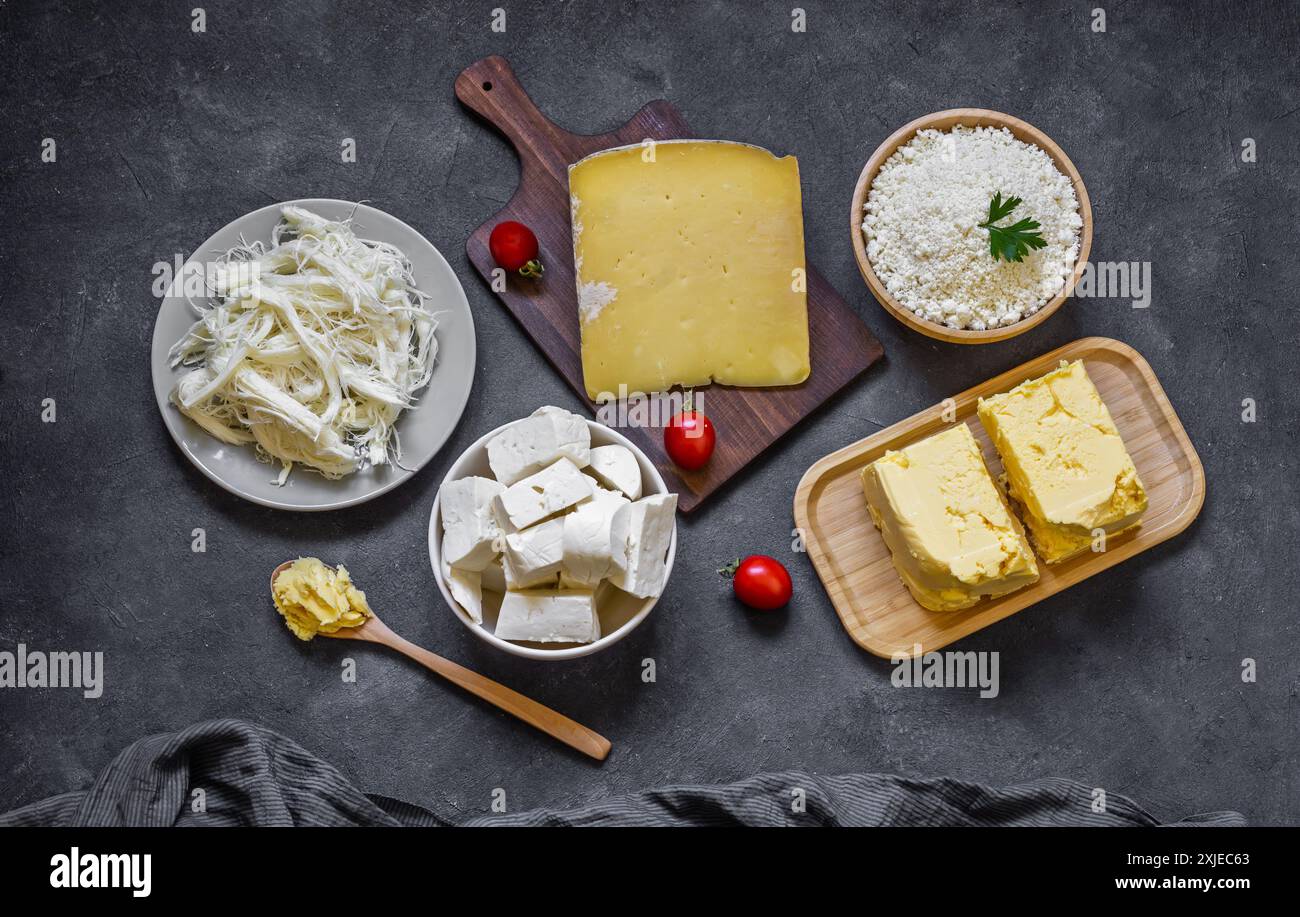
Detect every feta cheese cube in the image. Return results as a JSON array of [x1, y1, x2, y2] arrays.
[[486, 406, 591, 485], [561, 487, 629, 587], [480, 557, 507, 594], [494, 457, 593, 530], [494, 590, 601, 644], [440, 476, 506, 571], [441, 556, 483, 624], [608, 493, 677, 599], [502, 517, 566, 589], [585, 444, 642, 500]]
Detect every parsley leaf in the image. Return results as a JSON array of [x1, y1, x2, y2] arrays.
[[979, 192, 1048, 262]]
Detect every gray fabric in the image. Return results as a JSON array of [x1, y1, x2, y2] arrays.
[[0, 719, 1244, 827]]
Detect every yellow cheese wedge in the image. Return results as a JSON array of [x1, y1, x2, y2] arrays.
[[977, 360, 1148, 564], [861, 424, 1039, 612], [568, 140, 811, 399]]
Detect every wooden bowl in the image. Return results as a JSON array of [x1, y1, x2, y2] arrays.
[[850, 109, 1093, 345]]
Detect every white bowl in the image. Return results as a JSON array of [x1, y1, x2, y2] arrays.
[[428, 416, 677, 660]]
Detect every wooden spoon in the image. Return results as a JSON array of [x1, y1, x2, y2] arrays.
[[271, 562, 611, 761]]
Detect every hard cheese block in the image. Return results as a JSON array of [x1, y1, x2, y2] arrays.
[[977, 360, 1148, 564], [568, 140, 811, 398], [861, 424, 1039, 612]]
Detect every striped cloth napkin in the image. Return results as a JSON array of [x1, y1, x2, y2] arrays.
[[0, 719, 1243, 827]]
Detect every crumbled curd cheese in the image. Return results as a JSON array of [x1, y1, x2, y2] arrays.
[[863, 125, 1082, 330]]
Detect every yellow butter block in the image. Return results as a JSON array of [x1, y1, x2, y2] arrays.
[[977, 360, 1148, 564], [861, 424, 1039, 612], [568, 140, 811, 399]]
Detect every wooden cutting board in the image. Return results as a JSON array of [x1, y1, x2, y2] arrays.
[[455, 55, 883, 513], [794, 338, 1205, 657]]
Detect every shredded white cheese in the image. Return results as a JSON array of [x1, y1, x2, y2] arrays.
[[168, 206, 438, 481], [863, 125, 1082, 330]]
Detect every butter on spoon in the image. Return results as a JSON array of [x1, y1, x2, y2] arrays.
[[272, 557, 373, 640], [269, 560, 611, 761]]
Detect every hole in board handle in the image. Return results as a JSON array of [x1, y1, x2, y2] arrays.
[[482, 81, 493, 91]]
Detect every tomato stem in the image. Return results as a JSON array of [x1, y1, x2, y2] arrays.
[[518, 259, 544, 279]]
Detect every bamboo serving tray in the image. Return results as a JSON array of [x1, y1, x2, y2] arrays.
[[793, 337, 1205, 658]]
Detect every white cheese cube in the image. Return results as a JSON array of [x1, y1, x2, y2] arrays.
[[440, 476, 506, 571], [481, 557, 507, 594], [608, 493, 677, 599], [494, 457, 593, 530], [562, 487, 629, 587], [502, 517, 566, 589], [442, 557, 483, 624], [494, 590, 600, 644], [490, 496, 518, 537], [586, 444, 643, 500], [486, 406, 591, 486]]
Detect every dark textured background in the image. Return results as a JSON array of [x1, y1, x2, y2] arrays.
[[1, 0, 1296, 824]]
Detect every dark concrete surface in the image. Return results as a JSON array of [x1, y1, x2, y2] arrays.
[[1, 0, 1296, 824]]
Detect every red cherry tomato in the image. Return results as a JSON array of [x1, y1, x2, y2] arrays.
[[731, 555, 792, 611], [664, 410, 715, 470], [489, 221, 543, 277]]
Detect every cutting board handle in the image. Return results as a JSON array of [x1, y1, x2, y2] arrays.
[[455, 56, 571, 179]]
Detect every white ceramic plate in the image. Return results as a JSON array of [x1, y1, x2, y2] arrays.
[[150, 199, 475, 511], [428, 417, 677, 660]]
